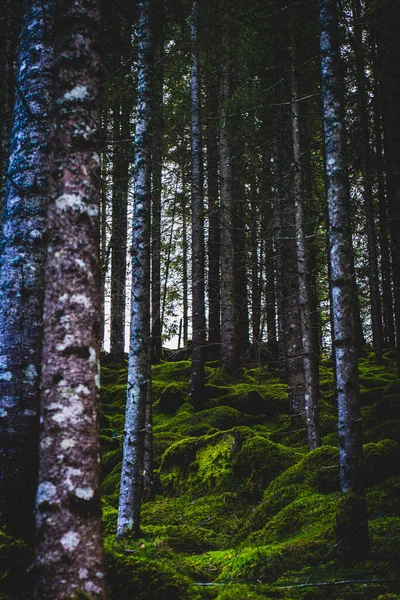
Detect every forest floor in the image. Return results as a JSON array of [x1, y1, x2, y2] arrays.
[[2, 348, 400, 599], [99, 348, 400, 599]]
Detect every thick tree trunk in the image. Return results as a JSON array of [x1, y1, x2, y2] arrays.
[[110, 102, 129, 357], [117, 0, 152, 539], [319, 0, 369, 563], [34, 1, 107, 597], [151, 0, 164, 365], [352, 0, 383, 364], [290, 61, 320, 450], [189, 0, 206, 408], [0, 0, 53, 543], [182, 185, 189, 348]]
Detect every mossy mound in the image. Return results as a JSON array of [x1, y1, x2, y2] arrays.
[[97, 353, 400, 599], [105, 542, 200, 600]]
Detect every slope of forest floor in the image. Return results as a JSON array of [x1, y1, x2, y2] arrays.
[[2, 349, 400, 599]]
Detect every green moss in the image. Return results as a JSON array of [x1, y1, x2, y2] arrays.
[[105, 544, 200, 600], [363, 439, 400, 485], [158, 383, 186, 414], [232, 437, 300, 497], [0, 528, 31, 599]]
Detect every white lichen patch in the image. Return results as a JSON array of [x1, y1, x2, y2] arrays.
[[74, 258, 86, 269], [0, 408, 8, 417], [60, 531, 80, 551], [59, 293, 69, 304], [37, 481, 57, 505], [23, 364, 38, 381], [89, 347, 97, 365], [23, 409, 36, 417], [95, 371, 101, 389], [0, 371, 12, 381], [56, 334, 76, 352], [65, 467, 83, 492], [75, 384, 90, 395], [75, 487, 94, 500], [63, 84, 89, 103], [30, 229, 41, 239], [49, 400, 84, 424], [70, 294, 92, 309], [85, 581, 102, 594], [61, 438, 76, 450], [79, 568, 88, 579], [56, 194, 98, 217]]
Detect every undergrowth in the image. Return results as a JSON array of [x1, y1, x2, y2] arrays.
[[2, 349, 400, 599]]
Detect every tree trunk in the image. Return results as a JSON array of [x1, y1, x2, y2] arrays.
[[151, 0, 164, 365], [35, 1, 107, 596], [219, 28, 238, 375], [352, 0, 383, 364], [117, 0, 152, 539], [375, 1, 400, 370], [110, 102, 129, 357], [290, 59, 320, 450], [0, 0, 53, 544], [205, 65, 220, 360], [250, 181, 261, 349], [189, 0, 206, 408], [319, 0, 369, 563], [371, 33, 395, 347]]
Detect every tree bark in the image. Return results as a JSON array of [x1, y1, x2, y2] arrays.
[[0, 0, 53, 543], [117, 0, 152, 539], [219, 27, 238, 375], [189, 0, 206, 408], [374, 1, 400, 370], [35, 1, 107, 596], [352, 0, 383, 364], [290, 59, 320, 450], [205, 64, 221, 360], [151, 0, 164, 365], [319, 0, 369, 563], [110, 102, 129, 357]]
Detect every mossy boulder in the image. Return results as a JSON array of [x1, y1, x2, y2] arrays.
[[374, 379, 400, 420], [158, 384, 185, 414], [106, 548, 199, 600], [363, 439, 400, 485], [232, 436, 300, 497]]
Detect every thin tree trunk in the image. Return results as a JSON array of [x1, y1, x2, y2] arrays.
[[182, 184, 189, 348], [117, 0, 152, 539], [375, 2, 400, 369], [371, 34, 395, 347], [151, 0, 164, 365], [205, 65, 221, 360], [110, 102, 129, 357], [189, 0, 206, 408], [35, 1, 107, 596], [290, 59, 320, 450], [319, 0, 369, 563], [352, 0, 383, 364], [219, 28, 238, 375], [0, 0, 53, 543], [250, 181, 261, 348]]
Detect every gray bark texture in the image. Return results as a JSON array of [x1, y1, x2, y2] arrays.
[[219, 28, 238, 375], [319, 0, 369, 563], [290, 61, 320, 450], [150, 0, 164, 365], [352, 0, 383, 364], [189, 0, 206, 408], [110, 102, 129, 357], [0, 0, 54, 543], [117, 0, 152, 538], [34, 0, 107, 597]]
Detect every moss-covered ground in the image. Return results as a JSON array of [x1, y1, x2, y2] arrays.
[[2, 349, 400, 599]]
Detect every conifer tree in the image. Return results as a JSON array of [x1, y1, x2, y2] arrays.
[[117, 0, 153, 538], [0, 0, 54, 543], [319, 0, 369, 563], [34, 0, 107, 596]]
